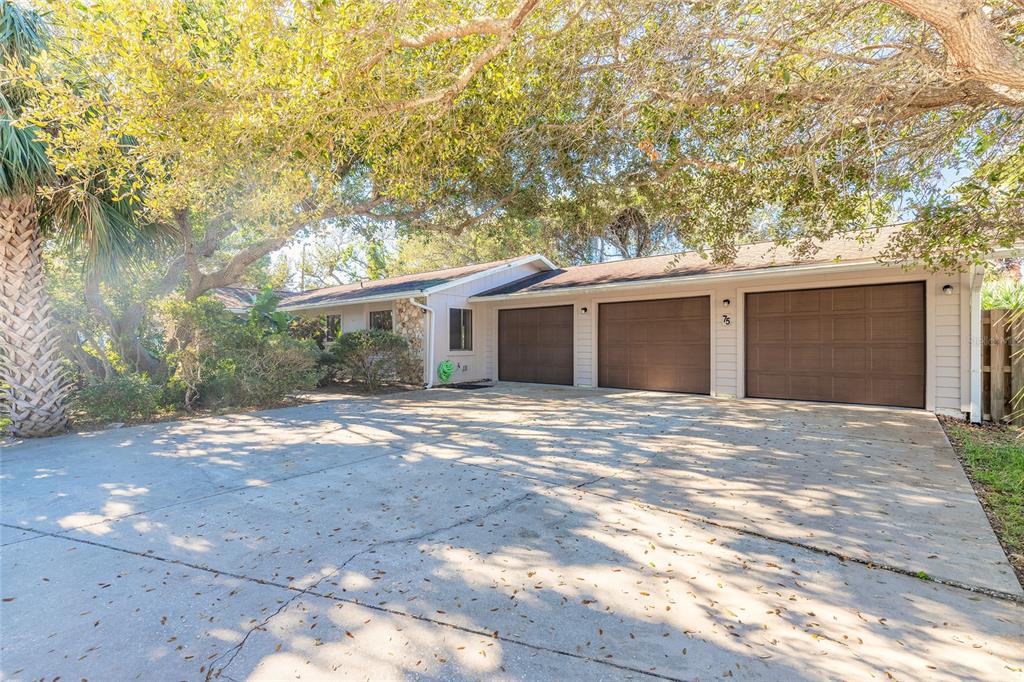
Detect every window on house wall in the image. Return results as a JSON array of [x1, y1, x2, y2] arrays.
[[325, 315, 341, 341], [369, 309, 393, 331], [449, 308, 473, 351]]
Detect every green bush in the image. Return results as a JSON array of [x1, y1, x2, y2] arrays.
[[982, 278, 1024, 310], [71, 373, 161, 424], [328, 330, 410, 391], [162, 292, 324, 410]]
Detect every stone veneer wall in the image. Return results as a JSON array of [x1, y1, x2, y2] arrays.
[[393, 298, 426, 384]]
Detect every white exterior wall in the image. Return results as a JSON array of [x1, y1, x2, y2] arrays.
[[425, 262, 548, 384], [473, 265, 970, 418], [294, 301, 405, 335]]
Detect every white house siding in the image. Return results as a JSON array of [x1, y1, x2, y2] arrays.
[[293, 301, 403, 336], [474, 265, 969, 418], [425, 262, 548, 384]]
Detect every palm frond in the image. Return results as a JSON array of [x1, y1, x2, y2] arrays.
[[0, 0, 45, 66], [0, 119, 52, 194], [42, 183, 177, 274], [0, 1, 51, 195]]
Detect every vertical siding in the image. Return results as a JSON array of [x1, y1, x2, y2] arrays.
[[931, 273, 962, 415], [575, 298, 594, 386], [711, 284, 739, 397]]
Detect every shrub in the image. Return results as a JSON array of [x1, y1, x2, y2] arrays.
[[71, 373, 161, 424], [328, 330, 410, 391], [982, 278, 1024, 310], [161, 294, 324, 410]]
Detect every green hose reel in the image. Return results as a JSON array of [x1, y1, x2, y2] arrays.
[[437, 360, 454, 384]]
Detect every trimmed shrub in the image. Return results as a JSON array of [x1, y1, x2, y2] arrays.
[[71, 373, 161, 424], [328, 330, 410, 391]]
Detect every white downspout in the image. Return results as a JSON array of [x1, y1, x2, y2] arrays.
[[408, 297, 435, 388]]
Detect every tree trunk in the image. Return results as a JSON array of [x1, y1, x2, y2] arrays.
[[0, 194, 72, 437]]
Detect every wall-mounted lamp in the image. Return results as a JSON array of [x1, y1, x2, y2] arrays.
[[942, 284, 955, 296], [580, 306, 589, 315], [722, 299, 731, 308]]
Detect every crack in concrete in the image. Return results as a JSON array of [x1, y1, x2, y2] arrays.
[[208, 489, 538, 679]]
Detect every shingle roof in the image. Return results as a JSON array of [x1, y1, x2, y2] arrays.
[[278, 255, 537, 310], [211, 286, 296, 310], [475, 228, 899, 298]]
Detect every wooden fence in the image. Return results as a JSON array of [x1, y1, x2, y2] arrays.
[[982, 308, 1023, 424]]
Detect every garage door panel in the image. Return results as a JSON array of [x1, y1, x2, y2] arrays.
[[790, 289, 823, 313], [870, 283, 921, 310], [831, 287, 867, 311], [751, 291, 788, 315], [598, 296, 710, 394], [498, 306, 573, 385], [753, 318, 788, 342], [746, 283, 924, 408], [791, 317, 823, 342], [832, 346, 868, 372], [833, 376, 869, 403], [790, 346, 824, 371], [871, 313, 924, 343], [752, 346, 788, 370]]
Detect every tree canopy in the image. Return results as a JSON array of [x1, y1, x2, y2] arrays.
[[14, 0, 1024, 278]]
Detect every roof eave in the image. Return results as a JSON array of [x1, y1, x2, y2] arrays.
[[280, 289, 427, 312], [420, 254, 556, 295], [278, 255, 555, 312], [467, 258, 895, 302]]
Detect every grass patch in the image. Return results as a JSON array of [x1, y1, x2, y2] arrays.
[[942, 418, 1024, 584]]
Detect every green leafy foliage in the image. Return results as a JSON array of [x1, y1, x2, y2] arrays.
[[70, 373, 161, 424], [328, 330, 410, 392], [161, 294, 322, 410], [981, 278, 1024, 310]]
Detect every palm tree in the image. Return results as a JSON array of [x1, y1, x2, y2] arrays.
[[0, 1, 155, 436]]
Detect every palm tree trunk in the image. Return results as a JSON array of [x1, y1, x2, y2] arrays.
[[0, 194, 71, 436]]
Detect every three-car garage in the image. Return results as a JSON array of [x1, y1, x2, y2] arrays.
[[494, 281, 927, 409]]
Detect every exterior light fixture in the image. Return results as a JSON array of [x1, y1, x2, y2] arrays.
[[942, 284, 954, 296], [580, 306, 588, 314], [722, 299, 731, 308]]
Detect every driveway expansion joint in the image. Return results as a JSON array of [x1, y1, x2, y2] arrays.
[[573, 485, 1024, 605], [434, 440, 1024, 603]]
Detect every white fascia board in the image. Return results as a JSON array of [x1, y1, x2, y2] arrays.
[[467, 259, 912, 303], [280, 290, 425, 312], [421, 255, 556, 296]]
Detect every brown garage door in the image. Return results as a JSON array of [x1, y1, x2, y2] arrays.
[[598, 296, 711, 393], [498, 306, 574, 385], [745, 282, 925, 408]]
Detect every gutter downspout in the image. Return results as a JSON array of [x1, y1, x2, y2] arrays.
[[408, 297, 435, 388]]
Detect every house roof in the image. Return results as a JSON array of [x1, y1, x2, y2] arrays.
[[472, 228, 901, 299], [211, 286, 295, 311], [277, 254, 552, 311]]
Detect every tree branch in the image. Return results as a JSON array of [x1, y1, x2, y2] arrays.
[[378, 0, 540, 115], [884, 0, 1024, 98]]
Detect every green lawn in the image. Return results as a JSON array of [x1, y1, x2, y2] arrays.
[[943, 420, 1024, 580]]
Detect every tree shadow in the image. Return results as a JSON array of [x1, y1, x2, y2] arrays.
[[1, 385, 1021, 680]]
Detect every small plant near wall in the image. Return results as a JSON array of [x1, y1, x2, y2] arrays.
[[328, 330, 410, 392]]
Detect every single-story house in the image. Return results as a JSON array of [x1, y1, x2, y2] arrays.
[[220, 229, 1021, 422]]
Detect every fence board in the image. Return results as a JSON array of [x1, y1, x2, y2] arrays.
[[982, 308, 1022, 424], [991, 310, 1007, 422], [1013, 316, 1024, 424]]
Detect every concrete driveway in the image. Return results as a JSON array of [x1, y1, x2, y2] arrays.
[[1, 384, 1021, 681]]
